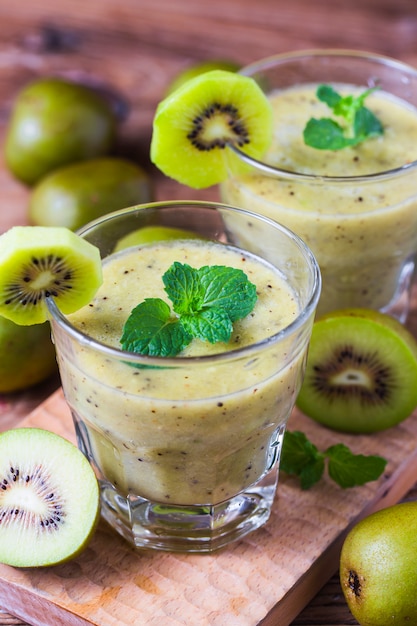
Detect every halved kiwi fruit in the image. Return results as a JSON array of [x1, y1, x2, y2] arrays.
[[296, 309, 417, 433], [0, 226, 103, 325], [150, 69, 273, 189], [0, 428, 99, 567]]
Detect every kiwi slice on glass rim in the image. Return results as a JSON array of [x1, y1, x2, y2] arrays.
[[0, 226, 102, 325], [296, 308, 417, 434], [150, 69, 273, 189], [0, 428, 99, 568]]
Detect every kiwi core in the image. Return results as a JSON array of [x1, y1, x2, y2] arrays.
[[311, 344, 394, 407], [187, 102, 250, 151], [5, 255, 73, 306]]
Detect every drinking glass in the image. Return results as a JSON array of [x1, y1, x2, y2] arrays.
[[221, 50, 417, 322], [47, 201, 320, 552]]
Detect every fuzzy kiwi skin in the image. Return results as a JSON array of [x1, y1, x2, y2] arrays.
[[296, 308, 417, 433], [28, 157, 153, 231], [0, 316, 57, 393], [5, 77, 117, 186]]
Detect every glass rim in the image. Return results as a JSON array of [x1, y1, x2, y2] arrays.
[[235, 48, 417, 182], [46, 200, 321, 367]]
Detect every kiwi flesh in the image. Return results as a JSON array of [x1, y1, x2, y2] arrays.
[[150, 69, 273, 189], [296, 308, 417, 433], [0, 226, 103, 326], [0, 428, 99, 567]]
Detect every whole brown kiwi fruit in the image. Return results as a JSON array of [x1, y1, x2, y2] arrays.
[[0, 315, 57, 393], [28, 157, 153, 231], [4, 77, 117, 185]]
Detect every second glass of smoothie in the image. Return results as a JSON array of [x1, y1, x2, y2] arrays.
[[47, 201, 320, 553], [221, 50, 417, 321]]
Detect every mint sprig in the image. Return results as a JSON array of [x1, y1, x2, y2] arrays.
[[303, 84, 384, 150], [281, 430, 387, 490], [120, 262, 257, 358]]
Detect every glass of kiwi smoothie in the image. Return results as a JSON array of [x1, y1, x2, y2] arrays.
[[47, 201, 320, 552], [220, 50, 417, 322]]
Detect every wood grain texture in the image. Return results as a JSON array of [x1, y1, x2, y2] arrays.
[[1, 384, 417, 626], [0, 0, 417, 624]]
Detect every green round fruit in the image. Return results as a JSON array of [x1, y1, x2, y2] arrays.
[[28, 157, 153, 231], [113, 225, 202, 252], [340, 502, 417, 626], [5, 77, 117, 185], [166, 60, 240, 95], [296, 308, 417, 433], [0, 316, 57, 393]]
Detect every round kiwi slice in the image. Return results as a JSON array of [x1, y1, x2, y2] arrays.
[[150, 69, 273, 189], [296, 308, 417, 433], [0, 226, 103, 326], [0, 428, 99, 568]]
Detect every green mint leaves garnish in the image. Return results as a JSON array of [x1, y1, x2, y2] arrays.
[[303, 84, 384, 150], [120, 262, 257, 358], [281, 430, 387, 490]]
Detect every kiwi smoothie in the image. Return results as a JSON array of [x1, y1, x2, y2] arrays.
[[58, 238, 304, 507], [221, 84, 417, 318]]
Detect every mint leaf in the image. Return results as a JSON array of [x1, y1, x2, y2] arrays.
[[120, 298, 191, 357], [281, 431, 325, 490], [281, 430, 387, 490], [162, 262, 202, 315], [316, 85, 341, 109], [303, 118, 357, 150], [198, 265, 257, 321], [121, 262, 257, 358], [304, 84, 383, 150], [326, 443, 387, 488], [181, 307, 233, 344]]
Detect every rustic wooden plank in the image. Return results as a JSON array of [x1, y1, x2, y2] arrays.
[[1, 382, 417, 626]]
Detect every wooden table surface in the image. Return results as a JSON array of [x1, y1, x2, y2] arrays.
[[1, 0, 417, 624]]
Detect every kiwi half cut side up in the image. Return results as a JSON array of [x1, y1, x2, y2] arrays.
[[0, 226, 103, 325], [296, 308, 417, 434], [150, 69, 273, 189], [0, 428, 100, 568]]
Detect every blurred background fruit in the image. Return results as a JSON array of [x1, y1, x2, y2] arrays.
[[28, 157, 153, 230]]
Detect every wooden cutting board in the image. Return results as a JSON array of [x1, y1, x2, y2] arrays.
[[1, 387, 417, 626]]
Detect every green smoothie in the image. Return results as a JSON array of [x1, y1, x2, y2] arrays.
[[59, 238, 305, 506], [221, 84, 417, 316]]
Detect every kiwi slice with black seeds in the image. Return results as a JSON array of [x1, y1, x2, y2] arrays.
[[0, 428, 99, 568], [0, 226, 102, 325], [296, 308, 417, 433], [150, 69, 273, 189]]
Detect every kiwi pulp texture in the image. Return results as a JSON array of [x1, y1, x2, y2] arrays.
[[0, 428, 99, 567], [0, 226, 103, 325], [150, 70, 273, 189], [296, 309, 417, 433]]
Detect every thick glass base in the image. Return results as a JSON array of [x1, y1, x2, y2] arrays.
[[380, 257, 415, 323], [99, 466, 279, 553]]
